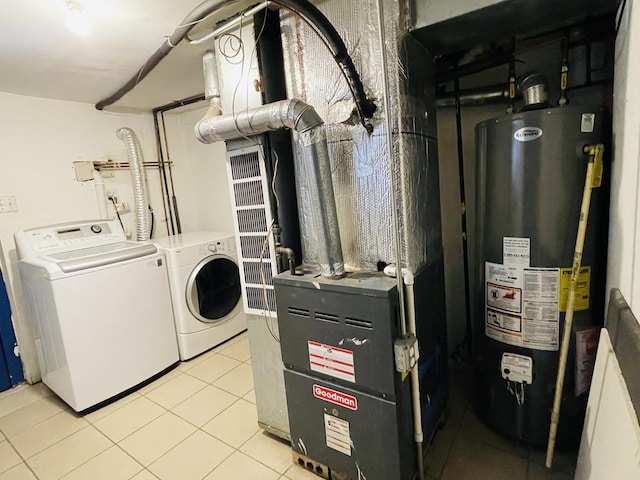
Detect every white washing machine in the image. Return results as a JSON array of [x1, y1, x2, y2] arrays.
[[15, 220, 179, 412], [157, 232, 247, 360]]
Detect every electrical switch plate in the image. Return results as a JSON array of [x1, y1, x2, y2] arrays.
[[0, 195, 18, 213], [394, 335, 420, 373]]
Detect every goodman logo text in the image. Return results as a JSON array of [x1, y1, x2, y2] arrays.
[[514, 127, 543, 142], [313, 384, 358, 410]]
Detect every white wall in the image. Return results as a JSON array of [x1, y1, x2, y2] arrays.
[[0, 92, 159, 382], [607, 0, 640, 324], [160, 105, 234, 236]]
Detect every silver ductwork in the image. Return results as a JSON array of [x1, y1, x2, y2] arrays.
[[116, 127, 151, 241], [195, 98, 344, 278], [202, 51, 222, 118]]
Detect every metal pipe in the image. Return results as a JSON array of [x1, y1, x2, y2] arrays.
[[95, 0, 375, 129], [189, 1, 271, 45], [153, 112, 175, 235], [454, 78, 473, 362], [195, 98, 344, 278], [161, 111, 182, 234], [276, 246, 296, 275]]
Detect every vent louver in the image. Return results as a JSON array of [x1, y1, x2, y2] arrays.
[[226, 145, 278, 316]]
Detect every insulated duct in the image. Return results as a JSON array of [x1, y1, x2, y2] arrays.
[[195, 98, 344, 278], [94, 0, 375, 127], [116, 128, 151, 241]]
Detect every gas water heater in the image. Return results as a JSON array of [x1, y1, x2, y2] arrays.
[[474, 104, 608, 447]]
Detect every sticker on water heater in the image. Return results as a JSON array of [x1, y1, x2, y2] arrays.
[[522, 267, 560, 351], [503, 237, 530, 267], [324, 414, 352, 456], [581, 113, 595, 133], [575, 328, 600, 396], [308, 341, 355, 383], [514, 127, 542, 142], [559, 266, 590, 312], [487, 283, 522, 313]]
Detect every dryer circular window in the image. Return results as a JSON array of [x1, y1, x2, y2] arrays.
[[158, 232, 247, 360], [186, 255, 242, 322]]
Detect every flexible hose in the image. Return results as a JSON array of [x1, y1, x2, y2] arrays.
[[116, 128, 151, 241], [95, 0, 375, 127]]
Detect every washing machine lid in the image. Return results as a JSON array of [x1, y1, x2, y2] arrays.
[[43, 242, 159, 273]]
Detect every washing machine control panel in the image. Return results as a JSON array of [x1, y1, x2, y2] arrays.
[[16, 220, 126, 257]]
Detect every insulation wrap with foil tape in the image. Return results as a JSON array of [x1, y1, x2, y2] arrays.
[[280, 0, 441, 273]]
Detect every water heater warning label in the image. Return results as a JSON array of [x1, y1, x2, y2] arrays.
[[308, 341, 355, 383], [559, 266, 590, 312], [485, 262, 560, 351]]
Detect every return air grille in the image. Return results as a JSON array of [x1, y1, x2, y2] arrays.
[[240, 236, 271, 259], [234, 180, 265, 207], [227, 144, 278, 316], [229, 151, 261, 180], [243, 261, 274, 285]]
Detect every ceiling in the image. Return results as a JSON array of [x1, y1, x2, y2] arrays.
[[0, 0, 256, 112]]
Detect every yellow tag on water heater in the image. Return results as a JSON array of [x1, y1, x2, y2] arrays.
[[559, 266, 590, 312]]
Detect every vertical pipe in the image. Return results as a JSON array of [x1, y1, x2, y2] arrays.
[[374, 1, 421, 477], [559, 35, 570, 106], [161, 111, 182, 234], [91, 170, 108, 219], [153, 111, 175, 236], [454, 78, 473, 360]]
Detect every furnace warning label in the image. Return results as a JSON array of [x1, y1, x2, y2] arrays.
[[308, 341, 355, 383], [559, 266, 591, 312], [324, 414, 351, 456]]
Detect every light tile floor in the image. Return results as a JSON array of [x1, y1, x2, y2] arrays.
[[0, 333, 577, 480]]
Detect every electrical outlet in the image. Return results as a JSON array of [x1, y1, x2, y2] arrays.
[[0, 195, 18, 213]]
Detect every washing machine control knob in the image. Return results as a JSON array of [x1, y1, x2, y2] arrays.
[[207, 243, 217, 253], [90, 225, 102, 234]]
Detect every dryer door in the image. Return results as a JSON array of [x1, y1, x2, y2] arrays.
[[186, 255, 242, 323]]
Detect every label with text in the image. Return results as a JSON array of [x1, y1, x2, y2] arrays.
[[308, 341, 355, 383], [313, 384, 358, 411]]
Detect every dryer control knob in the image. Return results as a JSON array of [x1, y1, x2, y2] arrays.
[[207, 243, 217, 253]]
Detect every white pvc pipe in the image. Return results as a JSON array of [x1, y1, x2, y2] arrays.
[[383, 265, 425, 479], [91, 169, 108, 219]]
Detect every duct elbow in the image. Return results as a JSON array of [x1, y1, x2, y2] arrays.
[[284, 98, 323, 133]]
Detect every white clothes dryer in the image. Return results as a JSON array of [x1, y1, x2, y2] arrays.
[[157, 232, 247, 360]]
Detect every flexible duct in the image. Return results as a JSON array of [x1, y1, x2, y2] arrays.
[[196, 98, 344, 278], [202, 51, 222, 117], [116, 128, 151, 241], [91, 169, 108, 219], [94, 0, 375, 127]]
